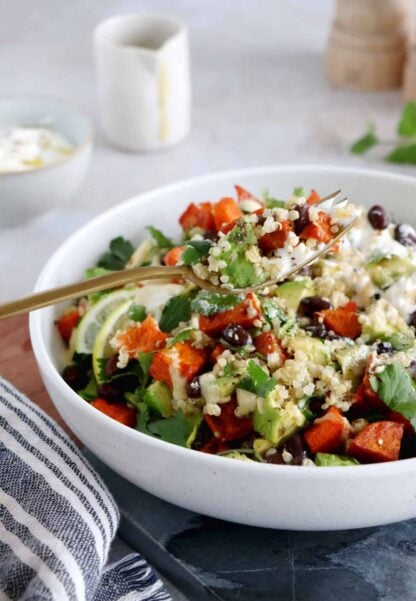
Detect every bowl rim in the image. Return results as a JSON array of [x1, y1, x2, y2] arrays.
[[0, 95, 93, 177], [29, 163, 416, 479]]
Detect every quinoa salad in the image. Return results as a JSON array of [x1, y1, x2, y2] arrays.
[[57, 186, 416, 467]]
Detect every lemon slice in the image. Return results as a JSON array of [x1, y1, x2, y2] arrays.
[[92, 299, 133, 383], [74, 289, 135, 355]]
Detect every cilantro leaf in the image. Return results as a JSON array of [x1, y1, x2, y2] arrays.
[[181, 240, 212, 265], [77, 376, 98, 401], [128, 304, 147, 322], [138, 351, 153, 381], [261, 298, 288, 325], [148, 411, 202, 447], [124, 352, 153, 409], [84, 266, 115, 303], [135, 402, 152, 435], [146, 226, 174, 249], [159, 295, 191, 333], [397, 102, 416, 137], [350, 126, 378, 155], [386, 143, 416, 164], [238, 360, 277, 398], [97, 236, 135, 270], [262, 189, 286, 208], [370, 362, 416, 428], [167, 328, 194, 347], [293, 187, 305, 197], [191, 290, 242, 317]]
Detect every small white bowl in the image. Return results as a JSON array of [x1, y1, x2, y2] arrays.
[[30, 165, 416, 531], [0, 98, 92, 226]]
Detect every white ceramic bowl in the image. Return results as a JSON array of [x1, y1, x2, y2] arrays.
[[30, 165, 416, 531], [0, 98, 92, 226]]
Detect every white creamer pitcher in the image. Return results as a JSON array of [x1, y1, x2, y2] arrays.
[[94, 14, 191, 151]]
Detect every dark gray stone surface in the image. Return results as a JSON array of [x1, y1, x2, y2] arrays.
[[85, 450, 416, 601]]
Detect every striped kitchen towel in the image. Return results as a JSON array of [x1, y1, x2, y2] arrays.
[[0, 377, 172, 601]]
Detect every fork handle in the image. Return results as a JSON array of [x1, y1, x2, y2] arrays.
[[0, 265, 186, 319]]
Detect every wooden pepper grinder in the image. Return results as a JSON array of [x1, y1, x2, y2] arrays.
[[326, 0, 412, 91]]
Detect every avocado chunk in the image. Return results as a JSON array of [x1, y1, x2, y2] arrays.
[[336, 345, 371, 386], [221, 451, 254, 462], [200, 372, 237, 405], [315, 453, 360, 467], [143, 381, 173, 417], [366, 255, 415, 289], [253, 398, 305, 445], [361, 298, 413, 347], [253, 438, 273, 460], [288, 335, 330, 365], [216, 221, 266, 289], [274, 279, 315, 311]]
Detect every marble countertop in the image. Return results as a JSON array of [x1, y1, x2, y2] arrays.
[[1, 1, 415, 599]]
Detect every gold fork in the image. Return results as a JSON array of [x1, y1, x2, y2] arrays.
[[0, 190, 359, 319]]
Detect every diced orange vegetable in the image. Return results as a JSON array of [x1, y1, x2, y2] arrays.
[[348, 421, 404, 463], [235, 185, 261, 204], [149, 340, 206, 387], [199, 437, 230, 454], [304, 406, 350, 454], [306, 189, 321, 205], [213, 197, 243, 232], [254, 332, 286, 362], [91, 398, 137, 427], [199, 292, 262, 337], [56, 309, 81, 345], [387, 411, 414, 436], [204, 399, 253, 442], [259, 220, 293, 252], [163, 246, 185, 266], [299, 211, 334, 244], [350, 354, 386, 415], [319, 302, 362, 339], [179, 202, 215, 231], [210, 343, 226, 363], [115, 315, 168, 357]]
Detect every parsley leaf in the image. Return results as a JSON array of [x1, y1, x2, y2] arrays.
[[148, 411, 202, 447], [386, 143, 416, 164], [136, 402, 153, 435], [370, 362, 416, 428], [167, 328, 194, 347], [397, 102, 416, 137], [191, 290, 242, 316], [159, 295, 192, 333], [350, 125, 378, 155], [238, 360, 277, 398], [262, 189, 286, 208], [97, 237, 135, 270], [181, 240, 212, 265], [124, 352, 153, 409], [84, 267, 115, 303], [146, 226, 174, 249], [128, 304, 147, 322], [293, 187, 305, 197]]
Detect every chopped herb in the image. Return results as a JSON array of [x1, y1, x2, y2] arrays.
[[350, 125, 378, 155], [128, 304, 147, 322], [181, 240, 212, 265], [78, 377, 98, 401], [386, 144, 416, 164], [146, 226, 174, 249], [238, 360, 277, 398], [223, 363, 234, 377], [370, 362, 416, 428], [84, 266, 115, 303], [293, 186, 305, 197], [97, 236, 135, 271], [191, 290, 242, 317], [124, 352, 154, 409], [261, 298, 288, 325], [397, 102, 416, 137], [298, 396, 317, 421], [167, 328, 194, 347], [262, 189, 286, 208], [72, 352, 92, 369], [159, 295, 192, 333], [135, 402, 152, 435], [148, 411, 202, 447]]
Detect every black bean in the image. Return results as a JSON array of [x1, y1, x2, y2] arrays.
[[395, 223, 416, 247], [105, 355, 121, 378], [221, 324, 252, 347], [408, 361, 416, 380], [304, 323, 328, 339], [292, 203, 310, 235], [408, 310, 416, 328], [97, 383, 124, 403], [202, 230, 218, 241], [186, 376, 201, 398], [373, 292, 381, 300], [284, 433, 309, 465], [367, 205, 389, 230], [375, 341, 393, 355], [62, 365, 89, 390], [298, 296, 332, 317]]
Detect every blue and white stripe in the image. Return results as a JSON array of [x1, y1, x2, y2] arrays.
[[0, 378, 171, 601]]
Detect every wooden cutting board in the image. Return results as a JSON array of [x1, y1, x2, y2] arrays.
[[0, 314, 77, 442]]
